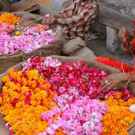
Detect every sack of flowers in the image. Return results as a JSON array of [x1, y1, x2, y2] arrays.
[[0, 22, 62, 73], [0, 55, 135, 135]]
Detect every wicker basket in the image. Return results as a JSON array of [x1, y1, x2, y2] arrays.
[[0, 42, 62, 74], [0, 55, 134, 134], [0, 11, 62, 73]]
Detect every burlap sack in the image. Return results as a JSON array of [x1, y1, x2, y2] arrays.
[[0, 55, 134, 134]]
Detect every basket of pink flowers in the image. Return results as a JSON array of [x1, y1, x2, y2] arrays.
[[0, 13, 62, 73]]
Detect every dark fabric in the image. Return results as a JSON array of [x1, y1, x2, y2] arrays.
[[54, 0, 97, 40]]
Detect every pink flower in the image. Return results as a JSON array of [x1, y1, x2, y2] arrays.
[[0, 25, 56, 55]]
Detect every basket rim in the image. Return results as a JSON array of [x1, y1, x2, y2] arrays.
[[0, 40, 61, 59], [0, 55, 119, 76]]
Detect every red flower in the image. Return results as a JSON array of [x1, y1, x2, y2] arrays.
[[11, 98, 18, 107], [24, 92, 32, 105], [30, 56, 44, 65]]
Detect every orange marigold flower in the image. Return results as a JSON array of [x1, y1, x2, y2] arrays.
[[0, 69, 57, 135], [0, 12, 20, 25], [102, 93, 135, 135]]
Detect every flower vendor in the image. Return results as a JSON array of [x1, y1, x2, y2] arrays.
[[43, 0, 98, 41]]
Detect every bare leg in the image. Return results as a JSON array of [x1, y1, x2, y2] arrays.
[[62, 37, 86, 55]]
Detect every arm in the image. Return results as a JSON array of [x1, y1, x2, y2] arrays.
[[55, 8, 91, 25], [60, 4, 74, 14], [55, 3, 97, 25], [101, 72, 134, 91], [54, 2, 74, 19], [55, 15, 82, 25]]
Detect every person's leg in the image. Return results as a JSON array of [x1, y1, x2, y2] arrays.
[[62, 37, 86, 55]]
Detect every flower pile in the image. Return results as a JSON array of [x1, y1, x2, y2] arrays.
[[102, 92, 135, 135], [0, 56, 135, 135], [40, 97, 107, 135], [0, 23, 15, 33], [23, 56, 108, 98], [0, 25, 56, 55], [0, 69, 57, 135], [0, 12, 20, 25]]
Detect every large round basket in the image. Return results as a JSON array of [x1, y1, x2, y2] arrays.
[[0, 55, 135, 134]]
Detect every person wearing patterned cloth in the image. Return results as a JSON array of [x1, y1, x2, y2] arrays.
[[44, 0, 98, 40]]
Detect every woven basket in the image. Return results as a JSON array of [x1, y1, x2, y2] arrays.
[[0, 11, 62, 73], [0, 42, 62, 74], [0, 55, 135, 134]]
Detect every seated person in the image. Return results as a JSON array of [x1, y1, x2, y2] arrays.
[[44, 0, 98, 40]]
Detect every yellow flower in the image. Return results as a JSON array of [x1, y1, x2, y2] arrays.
[[0, 69, 57, 135], [15, 31, 21, 36]]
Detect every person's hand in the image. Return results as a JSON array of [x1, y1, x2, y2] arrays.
[[101, 73, 130, 92]]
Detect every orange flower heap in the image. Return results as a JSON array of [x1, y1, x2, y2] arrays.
[[0, 12, 20, 25], [102, 92, 135, 135], [0, 69, 57, 135]]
